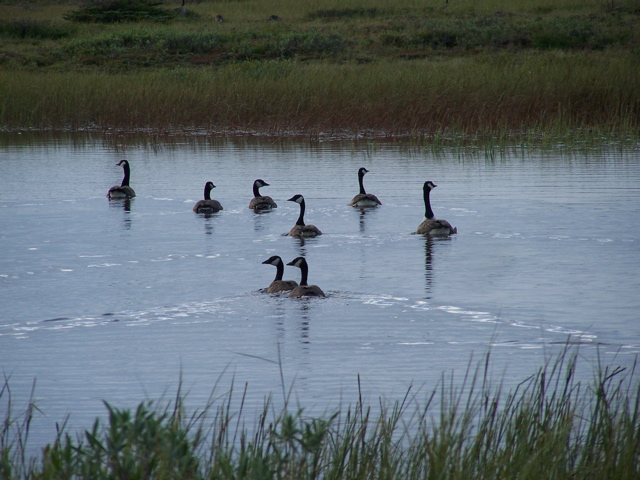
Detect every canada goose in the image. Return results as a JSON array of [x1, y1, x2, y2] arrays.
[[215, 14, 224, 22], [349, 167, 382, 207], [107, 160, 136, 199], [416, 181, 457, 236], [287, 194, 322, 237], [262, 256, 298, 293], [286, 257, 325, 298], [174, 0, 186, 15], [268, 14, 280, 21], [193, 181, 223, 213], [249, 179, 278, 212]]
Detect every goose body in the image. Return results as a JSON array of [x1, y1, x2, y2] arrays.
[[193, 181, 223, 213], [107, 160, 136, 199], [287, 257, 325, 298], [287, 194, 322, 237], [416, 181, 457, 236], [249, 179, 278, 212], [350, 167, 381, 207], [262, 255, 298, 293]]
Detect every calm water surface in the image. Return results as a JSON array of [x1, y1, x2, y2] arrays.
[[1, 134, 639, 449]]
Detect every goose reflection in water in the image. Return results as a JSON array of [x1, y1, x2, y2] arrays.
[[423, 235, 454, 299], [292, 236, 308, 257], [269, 301, 311, 349], [354, 204, 381, 233], [424, 236, 434, 299], [109, 198, 132, 230], [290, 301, 312, 346], [202, 215, 215, 235]]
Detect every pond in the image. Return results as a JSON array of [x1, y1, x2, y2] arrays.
[[1, 133, 639, 450]]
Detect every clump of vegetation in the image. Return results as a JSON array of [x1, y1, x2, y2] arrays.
[[0, 20, 75, 40], [308, 7, 383, 20], [277, 31, 348, 58], [1, 348, 639, 479], [63, 0, 176, 23]]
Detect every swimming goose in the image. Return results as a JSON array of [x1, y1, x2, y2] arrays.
[[416, 181, 457, 235], [193, 181, 223, 213], [286, 257, 325, 298], [249, 179, 278, 212], [287, 194, 322, 237], [262, 255, 298, 293], [107, 160, 136, 199], [349, 167, 381, 207]]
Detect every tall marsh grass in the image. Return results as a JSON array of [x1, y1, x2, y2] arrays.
[[0, 52, 637, 135], [1, 346, 639, 479]]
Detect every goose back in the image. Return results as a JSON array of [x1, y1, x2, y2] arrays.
[[194, 181, 223, 213], [416, 181, 456, 235], [249, 179, 278, 212], [350, 167, 381, 207], [287, 195, 322, 237], [287, 257, 325, 298], [108, 160, 136, 199]]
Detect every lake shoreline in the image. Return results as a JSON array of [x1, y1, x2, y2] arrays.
[[1, 1, 638, 138]]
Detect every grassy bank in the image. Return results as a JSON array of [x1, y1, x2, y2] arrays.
[[0, 0, 638, 136], [2, 348, 639, 479]]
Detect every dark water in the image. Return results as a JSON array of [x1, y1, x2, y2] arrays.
[[1, 134, 639, 449]]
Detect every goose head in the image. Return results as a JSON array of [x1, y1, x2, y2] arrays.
[[287, 194, 304, 204], [287, 256, 307, 269], [262, 255, 283, 266], [424, 181, 437, 191]]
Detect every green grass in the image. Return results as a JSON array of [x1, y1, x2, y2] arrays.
[[0, 0, 638, 137], [1, 346, 639, 479]]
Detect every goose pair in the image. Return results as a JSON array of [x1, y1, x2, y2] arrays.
[[262, 256, 325, 298], [289, 181, 455, 236], [196, 178, 276, 214], [348, 167, 454, 235], [284, 167, 379, 236]]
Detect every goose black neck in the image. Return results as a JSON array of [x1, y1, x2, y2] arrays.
[[204, 184, 213, 200], [274, 260, 284, 281], [423, 186, 435, 220], [358, 170, 367, 195], [120, 163, 131, 187], [296, 198, 306, 226], [299, 262, 309, 286], [252, 182, 262, 197]]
